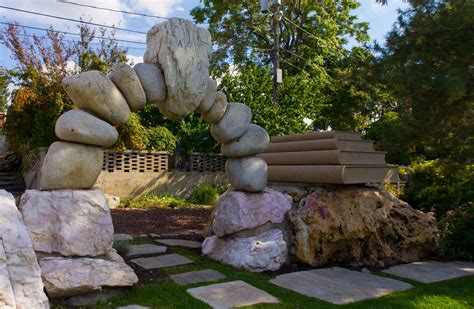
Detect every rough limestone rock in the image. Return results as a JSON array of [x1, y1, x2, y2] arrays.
[[202, 91, 227, 124], [40, 257, 138, 298], [63, 70, 131, 125], [289, 187, 438, 268], [133, 63, 166, 106], [40, 141, 103, 190], [210, 103, 252, 143], [221, 124, 270, 157], [226, 156, 268, 192], [144, 18, 211, 119], [213, 189, 292, 236], [196, 79, 217, 114], [202, 229, 287, 272], [55, 109, 118, 147], [0, 190, 49, 308], [19, 189, 114, 257], [108, 63, 146, 112]]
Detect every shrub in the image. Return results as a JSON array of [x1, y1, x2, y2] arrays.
[[438, 205, 474, 260], [121, 193, 190, 209], [113, 240, 130, 257], [188, 184, 226, 206]]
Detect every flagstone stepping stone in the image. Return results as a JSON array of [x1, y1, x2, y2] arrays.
[[270, 267, 412, 305], [171, 269, 225, 285], [116, 305, 151, 309], [114, 234, 133, 242], [382, 261, 474, 283], [131, 254, 193, 270], [126, 244, 167, 258], [155, 239, 202, 249], [187, 280, 279, 308]]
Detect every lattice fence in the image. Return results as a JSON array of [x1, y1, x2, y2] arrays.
[[188, 153, 226, 172], [102, 150, 169, 173]]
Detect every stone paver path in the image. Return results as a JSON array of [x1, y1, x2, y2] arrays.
[[270, 267, 412, 304], [114, 234, 133, 242], [187, 280, 279, 308], [171, 269, 225, 285], [131, 253, 193, 270], [382, 261, 474, 283], [155, 239, 202, 248], [126, 244, 167, 258]]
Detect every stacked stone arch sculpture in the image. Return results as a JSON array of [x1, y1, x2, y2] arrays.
[[41, 18, 270, 193]]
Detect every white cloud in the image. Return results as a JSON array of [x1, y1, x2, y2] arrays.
[[125, 0, 184, 19], [126, 54, 143, 65]]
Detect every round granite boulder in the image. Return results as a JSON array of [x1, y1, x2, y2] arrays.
[[225, 156, 268, 192], [202, 91, 227, 124], [210, 103, 252, 143], [221, 124, 270, 157], [62, 71, 130, 125], [55, 110, 118, 147], [196, 79, 217, 114], [133, 63, 167, 106], [108, 63, 146, 112]]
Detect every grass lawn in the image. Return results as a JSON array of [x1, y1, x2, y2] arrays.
[[101, 240, 474, 309]]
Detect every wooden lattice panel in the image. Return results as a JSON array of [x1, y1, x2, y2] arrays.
[[102, 150, 168, 173], [188, 153, 226, 172]]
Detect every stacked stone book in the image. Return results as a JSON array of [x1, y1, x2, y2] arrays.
[[259, 131, 398, 184]]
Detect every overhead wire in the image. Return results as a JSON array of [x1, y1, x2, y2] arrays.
[[283, 16, 320, 41]]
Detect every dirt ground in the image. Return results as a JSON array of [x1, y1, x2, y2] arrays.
[[111, 207, 212, 241]]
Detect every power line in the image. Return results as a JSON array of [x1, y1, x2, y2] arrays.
[[280, 58, 310, 75], [281, 48, 309, 62], [0, 21, 146, 45], [283, 17, 320, 41], [57, 0, 170, 20], [0, 5, 147, 34]]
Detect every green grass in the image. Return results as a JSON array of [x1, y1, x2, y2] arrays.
[[101, 242, 474, 309]]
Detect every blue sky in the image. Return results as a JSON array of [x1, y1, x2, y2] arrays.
[[0, 0, 411, 70]]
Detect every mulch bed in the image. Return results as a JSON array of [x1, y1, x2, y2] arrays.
[[111, 207, 212, 241]]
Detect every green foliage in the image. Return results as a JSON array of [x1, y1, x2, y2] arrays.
[[121, 193, 191, 209], [115, 113, 177, 153], [113, 240, 130, 257], [188, 184, 227, 206], [438, 205, 474, 260], [0, 69, 10, 113]]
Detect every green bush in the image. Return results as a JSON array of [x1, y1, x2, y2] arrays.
[[188, 184, 226, 206], [438, 205, 474, 260], [122, 193, 190, 209], [113, 240, 130, 257]]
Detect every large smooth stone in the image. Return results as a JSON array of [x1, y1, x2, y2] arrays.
[[213, 189, 292, 237], [289, 187, 439, 267], [210, 103, 252, 143], [202, 91, 227, 124], [19, 189, 113, 257], [202, 229, 287, 272], [55, 110, 118, 147], [40, 257, 138, 298], [108, 63, 146, 112], [40, 141, 103, 190], [133, 63, 166, 106], [225, 156, 268, 192], [196, 79, 217, 114], [221, 124, 270, 157], [0, 190, 49, 308], [62, 70, 131, 125], [144, 18, 211, 119]]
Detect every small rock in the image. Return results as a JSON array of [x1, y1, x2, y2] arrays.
[[20, 189, 113, 257], [210, 103, 252, 143], [221, 124, 270, 157], [114, 234, 133, 242], [108, 63, 146, 112], [126, 244, 167, 258], [144, 18, 211, 119], [62, 70, 131, 125], [105, 194, 121, 209], [213, 189, 292, 236], [202, 91, 227, 124], [55, 109, 118, 147], [40, 257, 138, 298], [40, 141, 103, 190], [196, 79, 217, 114], [133, 63, 166, 106], [202, 229, 287, 272], [226, 156, 268, 192]]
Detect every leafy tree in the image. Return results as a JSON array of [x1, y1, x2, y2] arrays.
[[0, 69, 10, 113]]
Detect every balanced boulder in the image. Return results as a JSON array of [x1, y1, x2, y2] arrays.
[[210, 103, 252, 143], [202, 91, 227, 124], [196, 79, 217, 114], [144, 18, 211, 119], [133, 63, 166, 106], [55, 109, 118, 147], [108, 63, 146, 112], [40, 141, 103, 190], [225, 156, 268, 192], [62, 70, 131, 125], [221, 124, 269, 157]]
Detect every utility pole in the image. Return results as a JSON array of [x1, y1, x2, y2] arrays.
[[262, 0, 283, 104]]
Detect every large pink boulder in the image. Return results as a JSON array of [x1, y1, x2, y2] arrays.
[[213, 189, 292, 237]]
